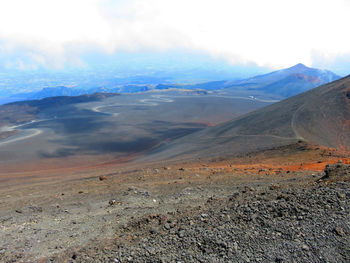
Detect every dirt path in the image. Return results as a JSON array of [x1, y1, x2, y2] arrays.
[[291, 103, 305, 140]]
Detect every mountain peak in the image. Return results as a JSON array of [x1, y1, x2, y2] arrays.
[[290, 63, 309, 70]]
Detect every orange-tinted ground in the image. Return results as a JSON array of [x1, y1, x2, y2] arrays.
[[1, 142, 349, 194], [161, 143, 350, 176]]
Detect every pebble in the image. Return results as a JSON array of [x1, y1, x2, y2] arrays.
[[302, 244, 310, 251], [334, 227, 344, 236], [109, 199, 116, 206], [99, 175, 107, 181]]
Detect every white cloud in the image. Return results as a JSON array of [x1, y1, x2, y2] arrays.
[[0, 0, 349, 70]]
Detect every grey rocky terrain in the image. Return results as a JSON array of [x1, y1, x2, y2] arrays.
[[61, 165, 349, 263]]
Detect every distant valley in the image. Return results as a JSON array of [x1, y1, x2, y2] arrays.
[[0, 63, 344, 173], [0, 63, 340, 105]]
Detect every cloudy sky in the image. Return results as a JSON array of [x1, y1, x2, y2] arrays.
[[0, 0, 349, 75]]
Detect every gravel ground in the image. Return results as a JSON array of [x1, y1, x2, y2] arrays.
[[67, 165, 350, 263]]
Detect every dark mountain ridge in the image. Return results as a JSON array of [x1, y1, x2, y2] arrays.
[[0, 93, 119, 127], [5, 92, 118, 109]]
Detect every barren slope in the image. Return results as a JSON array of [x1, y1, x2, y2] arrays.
[[145, 76, 350, 161]]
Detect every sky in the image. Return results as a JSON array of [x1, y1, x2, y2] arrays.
[[0, 0, 349, 75]]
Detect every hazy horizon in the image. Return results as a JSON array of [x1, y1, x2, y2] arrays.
[[0, 0, 349, 77]]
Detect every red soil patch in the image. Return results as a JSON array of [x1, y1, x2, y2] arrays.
[[175, 144, 350, 175], [295, 73, 320, 84], [280, 158, 350, 172], [183, 157, 350, 176]]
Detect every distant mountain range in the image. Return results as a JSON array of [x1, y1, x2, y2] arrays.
[[2, 63, 341, 104], [172, 63, 340, 98], [224, 63, 340, 98]]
